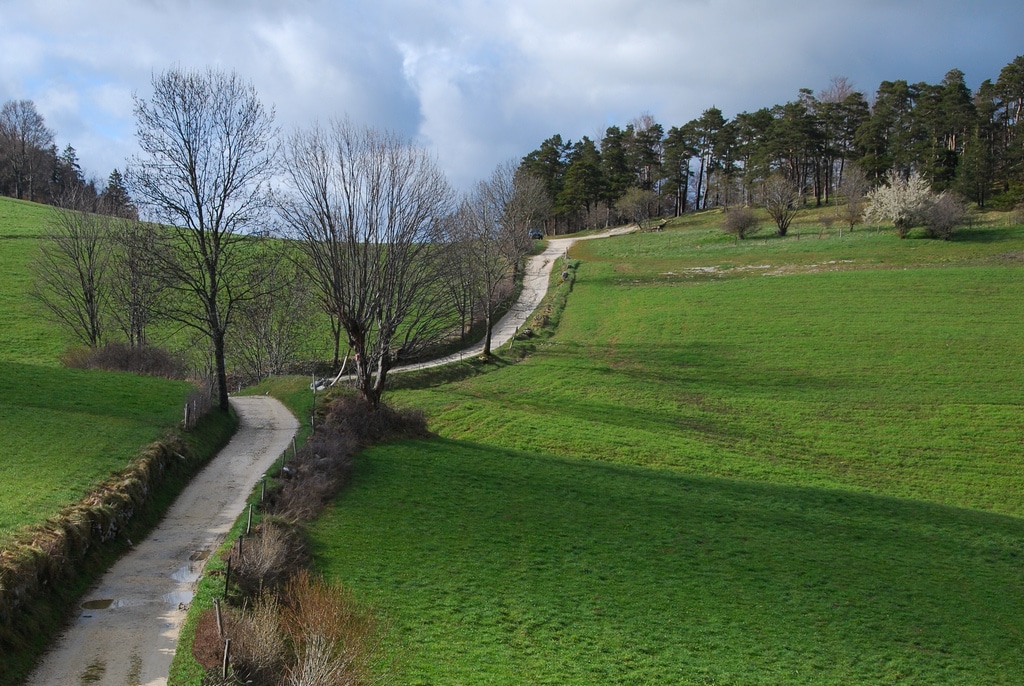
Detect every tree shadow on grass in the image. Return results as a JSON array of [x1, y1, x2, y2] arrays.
[[949, 225, 1024, 243], [332, 437, 1024, 684]]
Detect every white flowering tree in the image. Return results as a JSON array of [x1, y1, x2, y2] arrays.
[[865, 170, 934, 238]]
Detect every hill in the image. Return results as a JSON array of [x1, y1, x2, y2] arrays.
[[305, 208, 1024, 684], [0, 195, 202, 541]]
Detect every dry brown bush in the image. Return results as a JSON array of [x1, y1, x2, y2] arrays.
[[270, 433, 357, 522], [229, 592, 287, 685], [721, 206, 760, 239], [281, 570, 389, 686], [232, 522, 308, 596], [322, 395, 430, 446], [923, 193, 966, 240], [61, 341, 188, 378]]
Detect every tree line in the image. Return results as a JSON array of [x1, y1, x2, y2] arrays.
[[33, 67, 546, 411], [521, 56, 1024, 234], [0, 99, 137, 217]]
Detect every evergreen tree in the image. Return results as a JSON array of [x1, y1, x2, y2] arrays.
[[100, 168, 138, 219]]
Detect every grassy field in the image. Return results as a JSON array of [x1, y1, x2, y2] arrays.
[[0, 360, 196, 542], [0, 197, 75, 364], [313, 440, 1024, 685], [305, 208, 1024, 684], [0, 196, 203, 543]]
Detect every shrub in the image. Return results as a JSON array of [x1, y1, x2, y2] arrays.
[[721, 206, 760, 239], [923, 193, 966, 240], [323, 395, 430, 446], [61, 341, 188, 378], [281, 570, 388, 686], [232, 522, 308, 597], [228, 592, 287, 686]]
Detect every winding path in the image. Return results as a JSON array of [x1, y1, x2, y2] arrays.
[[400, 225, 636, 372], [25, 225, 634, 685], [26, 397, 299, 686]]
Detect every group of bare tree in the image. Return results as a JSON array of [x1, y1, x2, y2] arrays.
[[32, 189, 163, 350], [34, 66, 547, 410]]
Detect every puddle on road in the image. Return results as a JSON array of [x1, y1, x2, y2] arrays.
[[163, 589, 194, 606], [81, 599, 114, 610], [170, 564, 201, 583], [171, 550, 210, 583], [80, 598, 147, 611], [79, 549, 207, 612]]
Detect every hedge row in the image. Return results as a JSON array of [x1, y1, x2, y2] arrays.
[[0, 411, 236, 685]]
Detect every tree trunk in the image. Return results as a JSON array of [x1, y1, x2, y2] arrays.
[[213, 328, 230, 412], [483, 310, 493, 356]]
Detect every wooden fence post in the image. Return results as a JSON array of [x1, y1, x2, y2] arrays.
[[214, 597, 223, 638], [222, 638, 231, 679]]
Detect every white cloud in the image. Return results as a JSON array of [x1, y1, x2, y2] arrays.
[[0, 0, 1022, 190]]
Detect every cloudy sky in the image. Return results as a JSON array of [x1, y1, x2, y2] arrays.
[[2, 0, 1022, 190]]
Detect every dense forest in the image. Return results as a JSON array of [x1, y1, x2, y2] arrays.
[[522, 55, 1024, 233]]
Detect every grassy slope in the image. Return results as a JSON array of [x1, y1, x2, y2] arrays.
[[308, 210, 1024, 684], [0, 196, 198, 541], [315, 441, 1024, 685], [0, 197, 74, 364], [0, 361, 195, 540]]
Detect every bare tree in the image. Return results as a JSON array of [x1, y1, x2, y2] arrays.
[[454, 176, 519, 356], [0, 100, 55, 201], [31, 190, 111, 348], [503, 165, 550, 268], [278, 119, 455, 408], [761, 173, 802, 236], [438, 212, 480, 343], [107, 217, 166, 348], [836, 164, 870, 235], [229, 245, 320, 383], [127, 67, 277, 411]]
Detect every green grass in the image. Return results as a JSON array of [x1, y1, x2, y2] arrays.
[[0, 360, 195, 542], [395, 226, 1024, 519], [312, 439, 1024, 685], [0, 240, 74, 366], [0, 196, 205, 543], [306, 208, 1024, 683], [0, 197, 75, 364], [0, 196, 54, 238]]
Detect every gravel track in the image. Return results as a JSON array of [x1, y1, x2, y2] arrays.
[[26, 397, 298, 686], [25, 225, 633, 684]]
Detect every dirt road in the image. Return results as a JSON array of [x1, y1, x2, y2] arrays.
[[25, 226, 633, 684], [400, 225, 636, 372], [25, 397, 299, 686]]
